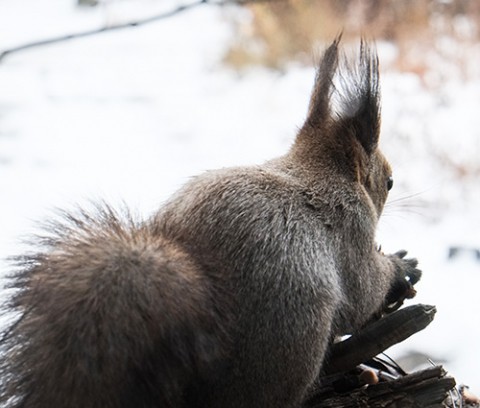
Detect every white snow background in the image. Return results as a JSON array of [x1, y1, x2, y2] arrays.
[[1, 0, 479, 392]]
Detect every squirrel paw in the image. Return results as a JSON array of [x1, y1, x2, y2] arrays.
[[384, 250, 422, 313]]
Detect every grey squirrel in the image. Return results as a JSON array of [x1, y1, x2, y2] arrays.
[[0, 38, 421, 408]]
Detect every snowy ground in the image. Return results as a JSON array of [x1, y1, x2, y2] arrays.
[[1, 0, 479, 392]]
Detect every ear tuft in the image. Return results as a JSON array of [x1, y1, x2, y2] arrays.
[[305, 34, 342, 129], [304, 38, 381, 155], [332, 40, 381, 155]]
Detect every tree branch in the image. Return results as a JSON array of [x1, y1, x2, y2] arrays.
[[324, 304, 437, 374], [0, 0, 288, 63], [0, 0, 206, 63], [304, 366, 456, 408], [301, 304, 461, 407]]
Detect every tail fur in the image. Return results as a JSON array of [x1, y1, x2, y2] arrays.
[[0, 205, 222, 408]]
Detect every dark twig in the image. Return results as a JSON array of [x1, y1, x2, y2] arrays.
[[302, 304, 460, 407], [0, 0, 211, 63], [0, 0, 287, 63], [324, 304, 437, 374], [304, 366, 456, 408]]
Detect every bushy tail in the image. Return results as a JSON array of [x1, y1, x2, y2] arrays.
[[0, 205, 222, 408]]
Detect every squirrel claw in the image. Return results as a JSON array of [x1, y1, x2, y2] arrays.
[[383, 250, 422, 313]]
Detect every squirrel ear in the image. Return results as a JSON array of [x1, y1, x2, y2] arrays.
[[305, 35, 341, 129], [303, 38, 381, 156], [332, 40, 381, 155]]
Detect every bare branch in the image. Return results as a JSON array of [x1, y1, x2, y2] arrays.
[[324, 304, 437, 374], [304, 366, 456, 408], [0, 0, 289, 63], [301, 305, 461, 407], [0, 0, 205, 63]]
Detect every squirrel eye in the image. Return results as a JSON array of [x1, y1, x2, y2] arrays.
[[387, 176, 394, 191]]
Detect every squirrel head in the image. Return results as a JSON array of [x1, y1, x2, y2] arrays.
[[291, 37, 393, 218]]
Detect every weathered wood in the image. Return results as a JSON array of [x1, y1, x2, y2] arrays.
[[324, 304, 437, 374], [301, 304, 462, 407], [304, 366, 456, 408]]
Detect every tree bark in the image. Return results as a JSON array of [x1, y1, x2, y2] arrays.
[[325, 304, 437, 374], [304, 366, 456, 407], [302, 304, 461, 407]]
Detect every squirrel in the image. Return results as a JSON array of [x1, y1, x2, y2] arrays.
[[0, 38, 421, 408]]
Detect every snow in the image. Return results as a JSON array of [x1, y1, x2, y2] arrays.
[[1, 0, 479, 392]]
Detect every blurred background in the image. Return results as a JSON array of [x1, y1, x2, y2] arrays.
[[1, 0, 479, 391]]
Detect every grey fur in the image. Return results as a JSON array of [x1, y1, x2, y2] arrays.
[[0, 39, 420, 408]]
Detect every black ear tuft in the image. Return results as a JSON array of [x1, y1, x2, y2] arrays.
[[332, 40, 381, 155], [305, 35, 342, 129], [304, 38, 381, 155]]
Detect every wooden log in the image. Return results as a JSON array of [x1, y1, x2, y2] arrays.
[[324, 304, 437, 374], [302, 304, 461, 407], [304, 366, 456, 407]]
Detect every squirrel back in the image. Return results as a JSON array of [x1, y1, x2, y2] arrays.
[[0, 39, 420, 407]]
